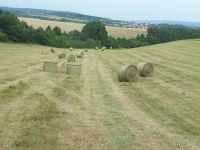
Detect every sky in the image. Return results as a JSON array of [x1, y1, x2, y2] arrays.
[[0, 0, 200, 22]]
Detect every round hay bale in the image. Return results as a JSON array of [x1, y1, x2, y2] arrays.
[[101, 47, 106, 51], [118, 65, 139, 82], [67, 54, 76, 62], [136, 62, 154, 77], [70, 47, 73, 51], [58, 52, 66, 59], [77, 51, 84, 58], [50, 48, 55, 53]]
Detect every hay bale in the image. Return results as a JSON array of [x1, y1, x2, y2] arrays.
[[70, 47, 73, 51], [101, 47, 106, 51], [58, 61, 66, 73], [58, 52, 66, 59], [50, 48, 55, 53], [77, 51, 84, 58], [66, 63, 81, 74], [41, 51, 49, 55], [67, 54, 76, 62], [118, 65, 139, 82], [136, 62, 154, 77], [43, 61, 58, 73]]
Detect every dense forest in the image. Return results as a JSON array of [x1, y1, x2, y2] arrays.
[[1, 10, 200, 49]]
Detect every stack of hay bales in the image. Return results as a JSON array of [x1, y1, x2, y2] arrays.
[[41, 51, 49, 55], [118, 65, 139, 82], [136, 62, 154, 77], [70, 47, 73, 51], [50, 48, 55, 53], [58, 52, 66, 59], [43, 61, 58, 73], [67, 54, 76, 62], [77, 51, 84, 58]]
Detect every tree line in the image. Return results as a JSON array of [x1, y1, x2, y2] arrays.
[[1, 10, 200, 49]]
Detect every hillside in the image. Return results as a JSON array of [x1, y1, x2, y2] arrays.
[[19, 17, 147, 39], [0, 6, 124, 25], [0, 40, 200, 149]]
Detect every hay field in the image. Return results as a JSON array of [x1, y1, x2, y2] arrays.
[[0, 40, 200, 149], [19, 17, 147, 39]]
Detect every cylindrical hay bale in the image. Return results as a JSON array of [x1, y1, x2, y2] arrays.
[[67, 54, 76, 62], [101, 47, 106, 51], [50, 48, 55, 53], [43, 61, 58, 73], [70, 47, 73, 51], [77, 51, 84, 58], [136, 62, 154, 77], [118, 65, 139, 82], [58, 52, 66, 59]]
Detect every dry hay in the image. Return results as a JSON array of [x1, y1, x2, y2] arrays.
[[136, 62, 154, 77], [77, 51, 84, 58], [58, 52, 66, 59], [67, 54, 76, 62], [84, 49, 88, 52], [118, 65, 139, 82], [66, 63, 81, 74], [41, 51, 49, 55], [43, 61, 58, 73], [50, 48, 55, 53]]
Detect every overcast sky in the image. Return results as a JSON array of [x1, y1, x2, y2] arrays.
[[0, 0, 200, 22]]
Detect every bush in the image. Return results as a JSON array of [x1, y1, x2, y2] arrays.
[[0, 31, 8, 42]]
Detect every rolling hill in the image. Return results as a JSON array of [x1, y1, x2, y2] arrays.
[[0, 6, 124, 25], [19, 17, 147, 39], [0, 39, 199, 149]]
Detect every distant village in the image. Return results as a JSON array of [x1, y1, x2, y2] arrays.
[[108, 22, 150, 29]]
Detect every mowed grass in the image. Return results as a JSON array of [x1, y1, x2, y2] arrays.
[[19, 17, 147, 39], [0, 39, 200, 150]]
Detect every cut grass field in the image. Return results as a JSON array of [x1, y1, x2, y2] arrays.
[[0, 39, 200, 149], [19, 17, 147, 39]]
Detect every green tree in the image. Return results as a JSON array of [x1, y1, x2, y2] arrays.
[[33, 27, 48, 45], [46, 25, 52, 32], [53, 26, 62, 36], [68, 30, 81, 40], [81, 22, 108, 46]]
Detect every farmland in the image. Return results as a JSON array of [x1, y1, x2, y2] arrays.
[[19, 17, 147, 39], [0, 39, 200, 149]]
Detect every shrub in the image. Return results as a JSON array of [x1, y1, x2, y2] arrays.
[[0, 31, 8, 42]]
